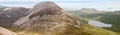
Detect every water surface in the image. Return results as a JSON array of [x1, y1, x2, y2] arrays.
[[88, 20, 112, 27]]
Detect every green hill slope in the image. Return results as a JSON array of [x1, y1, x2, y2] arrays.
[[80, 11, 120, 33], [65, 9, 120, 35]]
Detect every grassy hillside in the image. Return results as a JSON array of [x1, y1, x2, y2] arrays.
[[61, 13, 118, 35], [80, 11, 120, 33], [66, 10, 120, 35], [0, 13, 118, 35], [0, 8, 119, 35], [67, 23, 118, 35], [64, 16, 118, 35], [11, 23, 118, 35]]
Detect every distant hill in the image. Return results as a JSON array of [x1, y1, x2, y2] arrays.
[[76, 10, 120, 33], [68, 9, 120, 32], [66, 8, 106, 17], [0, 6, 8, 12], [66, 8, 120, 34], [0, 6, 7, 8], [80, 8, 105, 13]]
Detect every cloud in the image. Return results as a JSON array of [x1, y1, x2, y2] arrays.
[[56, 1, 120, 11], [0, 4, 34, 8], [0, 0, 120, 11], [0, 0, 47, 2]]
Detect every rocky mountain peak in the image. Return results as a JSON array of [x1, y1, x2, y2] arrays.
[[12, 1, 80, 35], [29, 1, 63, 18]]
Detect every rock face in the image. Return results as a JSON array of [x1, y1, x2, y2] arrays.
[[0, 7, 30, 28], [12, 1, 80, 35]]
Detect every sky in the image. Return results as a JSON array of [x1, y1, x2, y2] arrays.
[[0, 0, 120, 11]]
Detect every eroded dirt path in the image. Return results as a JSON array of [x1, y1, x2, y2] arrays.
[[0, 27, 17, 35]]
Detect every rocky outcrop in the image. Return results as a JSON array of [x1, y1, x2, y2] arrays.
[[12, 1, 81, 35], [0, 7, 30, 28]]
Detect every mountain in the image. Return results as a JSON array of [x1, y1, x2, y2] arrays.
[[6, 1, 118, 35], [11, 1, 81, 35], [0, 7, 30, 28], [0, 1, 118, 35]]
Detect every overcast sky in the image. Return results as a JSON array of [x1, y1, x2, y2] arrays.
[[0, 0, 120, 11]]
